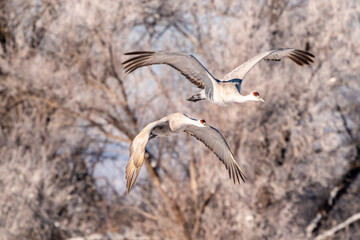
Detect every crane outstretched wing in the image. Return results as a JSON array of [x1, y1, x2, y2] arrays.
[[125, 119, 169, 193], [222, 48, 315, 81], [123, 51, 217, 89], [185, 124, 247, 184]]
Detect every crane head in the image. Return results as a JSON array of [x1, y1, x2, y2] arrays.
[[251, 91, 265, 103]]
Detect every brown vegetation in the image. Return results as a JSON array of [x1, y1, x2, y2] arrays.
[[0, 0, 359, 239]]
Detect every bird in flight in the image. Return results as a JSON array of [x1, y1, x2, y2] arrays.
[[125, 112, 246, 193], [122, 48, 314, 106]]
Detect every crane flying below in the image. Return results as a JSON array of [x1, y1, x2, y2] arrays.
[[125, 112, 246, 193], [122, 48, 315, 106]]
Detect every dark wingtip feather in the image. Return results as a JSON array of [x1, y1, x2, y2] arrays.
[[294, 49, 315, 58], [290, 53, 311, 65], [125, 61, 151, 73], [235, 167, 240, 184], [122, 55, 151, 65], [228, 163, 246, 184], [123, 57, 151, 70], [124, 51, 155, 55], [237, 166, 246, 182], [232, 167, 236, 184], [288, 55, 304, 66], [292, 51, 314, 64]]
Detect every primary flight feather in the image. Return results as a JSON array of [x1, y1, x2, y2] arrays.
[[123, 48, 314, 106], [125, 113, 246, 193]]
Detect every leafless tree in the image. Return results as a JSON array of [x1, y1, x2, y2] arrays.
[[0, 0, 359, 239]]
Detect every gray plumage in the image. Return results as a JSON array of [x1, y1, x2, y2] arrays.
[[123, 48, 314, 106], [222, 48, 315, 81], [125, 113, 246, 193]]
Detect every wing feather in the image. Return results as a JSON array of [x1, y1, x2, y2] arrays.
[[185, 125, 247, 183], [123, 51, 218, 89], [125, 119, 169, 193], [222, 48, 315, 81]]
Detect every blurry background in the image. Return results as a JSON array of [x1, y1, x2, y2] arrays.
[[0, 0, 359, 239]]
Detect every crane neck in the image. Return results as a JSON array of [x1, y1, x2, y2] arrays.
[[233, 93, 254, 103]]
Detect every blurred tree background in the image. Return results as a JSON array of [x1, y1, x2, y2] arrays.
[[0, 0, 359, 239]]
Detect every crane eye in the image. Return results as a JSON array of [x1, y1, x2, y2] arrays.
[[252, 92, 260, 97], [200, 119, 206, 124]]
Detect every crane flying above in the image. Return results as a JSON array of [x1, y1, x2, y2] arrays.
[[125, 113, 246, 193], [122, 48, 315, 106]]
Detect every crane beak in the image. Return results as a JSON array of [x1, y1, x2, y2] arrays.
[[258, 97, 265, 103]]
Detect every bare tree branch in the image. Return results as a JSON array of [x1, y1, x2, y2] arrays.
[[314, 212, 360, 240], [25, 94, 131, 143]]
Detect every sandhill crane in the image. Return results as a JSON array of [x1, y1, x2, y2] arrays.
[[122, 48, 314, 106], [125, 112, 246, 193]]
